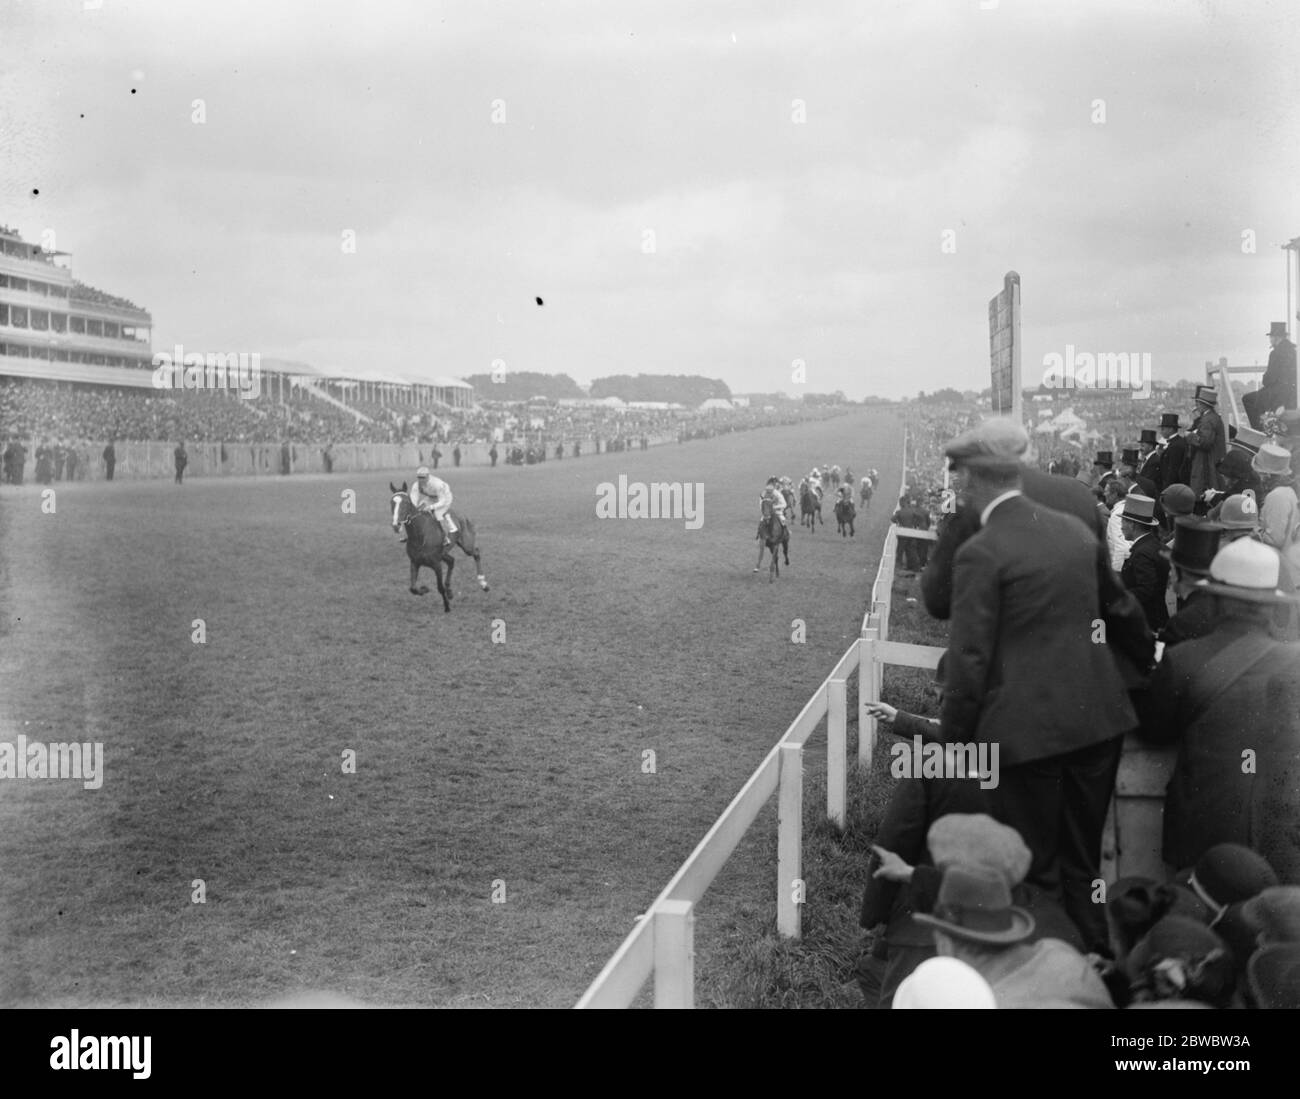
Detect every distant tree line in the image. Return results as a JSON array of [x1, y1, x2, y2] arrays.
[[463, 371, 586, 401], [589, 374, 731, 405]]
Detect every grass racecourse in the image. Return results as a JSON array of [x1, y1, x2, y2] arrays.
[[0, 408, 903, 1008]]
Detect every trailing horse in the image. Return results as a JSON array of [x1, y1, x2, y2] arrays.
[[800, 482, 823, 531], [835, 497, 856, 537], [389, 483, 489, 613], [754, 497, 790, 582]]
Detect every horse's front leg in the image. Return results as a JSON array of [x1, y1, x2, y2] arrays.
[[442, 553, 456, 603], [409, 558, 429, 596], [429, 558, 450, 612]]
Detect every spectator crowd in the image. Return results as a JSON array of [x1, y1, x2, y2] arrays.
[[857, 393, 1300, 1010]]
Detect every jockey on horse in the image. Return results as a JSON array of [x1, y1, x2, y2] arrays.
[[403, 466, 457, 544], [754, 477, 789, 572]]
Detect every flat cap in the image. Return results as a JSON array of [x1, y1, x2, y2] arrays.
[[945, 418, 1028, 470]]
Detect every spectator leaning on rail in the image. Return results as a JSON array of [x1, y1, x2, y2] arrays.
[[938, 418, 1141, 955]]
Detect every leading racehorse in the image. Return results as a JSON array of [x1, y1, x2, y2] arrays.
[[754, 496, 790, 582], [390, 483, 489, 613]]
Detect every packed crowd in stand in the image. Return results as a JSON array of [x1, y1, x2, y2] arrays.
[[858, 385, 1300, 1010], [0, 375, 851, 483]]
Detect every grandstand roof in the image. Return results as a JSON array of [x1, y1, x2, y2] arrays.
[[258, 358, 472, 389]]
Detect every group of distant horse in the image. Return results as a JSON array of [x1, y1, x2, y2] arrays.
[[754, 470, 875, 582]]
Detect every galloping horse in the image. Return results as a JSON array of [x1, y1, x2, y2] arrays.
[[754, 497, 790, 582], [834, 496, 856, 538], [800, 481, 823, 531], [859, 476, 874, 509], [389, 483, 489, 613]]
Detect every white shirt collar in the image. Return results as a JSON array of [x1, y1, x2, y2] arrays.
[[980, 489, 1023, 527]]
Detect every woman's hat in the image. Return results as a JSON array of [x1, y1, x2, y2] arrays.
[[1217, 491, 1259, 531], [1195, 539, 1298, 604], [1252, 442, 1293, 477], [891, 956, 996, 1009]]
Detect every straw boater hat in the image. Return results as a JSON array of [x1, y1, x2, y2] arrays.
[[1122, 494, 1159, 527], [1252, 442, 1293, 478], [1194, 539, 1299, 604]]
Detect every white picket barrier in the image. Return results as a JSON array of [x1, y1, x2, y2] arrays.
[[576, 431, 945, 1009]]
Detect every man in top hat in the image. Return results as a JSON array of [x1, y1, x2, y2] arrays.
[[1120, 495, 1169, 631], [1160, 518, 1225, 647], [939, 418, 1140, 953], [914, 863, 1114, 1008], [1187, 388, 1226, 502], [1137, 539, 1300, 880], [1157, 412, 1190, 493], [1138, 428, 1162, 488], [1243, 322, 1298, 430]]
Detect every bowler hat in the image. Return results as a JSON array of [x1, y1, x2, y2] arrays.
[[1140, 428, 1158, 445], [1252, 442, 1292, 478], [1159, 483, 1196, 518], [1268, 321, 1289, 339], [1163, 518, 1223, 577], [1247, 944, 1300, 1009], [1217, 491, 1259, 531], [927, 814, 1031, 887], [1159, 412, 1181, 430], [1195, 539, 1298, 605], [913, 864, 1036, 945], [1178, 844, 1279, 917], [1123, 494, 1158, 526], [944, 418, 1028, 470], [1121, 447, 1140, 467], [1242, 886, 1300, 944], [1094, 450, 1113, 467], [1196, 387, 1219, 407]]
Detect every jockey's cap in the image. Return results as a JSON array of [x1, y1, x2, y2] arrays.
[[416, 466, 430, 478]]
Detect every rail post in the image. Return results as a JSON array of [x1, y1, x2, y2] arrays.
[[653, 900, 695, 1008], [776, 743, 803, 938], [827, 676, 847, 830]]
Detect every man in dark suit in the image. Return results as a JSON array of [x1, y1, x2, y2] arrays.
[[1138, 428, 1162, 490], [940, 419, 1139, 952], [1157, 413, 1189, 492], [1243, 322, 1298, 430], [1119, 494, 1170, 632], [922, 445, 1153, 690]]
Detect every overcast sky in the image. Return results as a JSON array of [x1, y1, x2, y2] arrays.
[[3, 0, 1298, 399]]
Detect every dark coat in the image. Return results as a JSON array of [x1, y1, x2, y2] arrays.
[[939, 494, 1138, 766], [922, 469, 1153, 686], [1120, 531, 1170, 631], [1187, 409, 1226, 497], [1139, 450, 1163, 491], [1161, 589, 1216, 648], [1159, 434, 1190, 490], [1136, 617, 1300, 878], [1262, 339, 1298, 412]]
